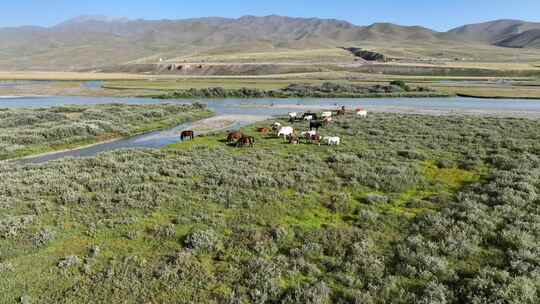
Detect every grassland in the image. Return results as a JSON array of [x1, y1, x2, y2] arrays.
[[0, 103, 212, 160], [1, 111, 539, 303]]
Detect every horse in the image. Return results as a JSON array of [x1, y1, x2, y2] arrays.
[[337, 106, 346, 116], [180, 130, 195, 141], [324, 136, 341, 146], [309, 121, 323, 131], [237, 136, 255, 148], [287, 134, 300, 145], [288, 112, 298, 122], [272, 122, 282, 133], [310, 134, 322, 146], [227, 131, 244, 143], [301, 130, 317, 142], [323, 117, 333, 125], [302, 112, 318, 120], [278, 127, 294, 140], [356, 109, 368, 118], [257, 127, 270, 134], [321, 111, 332, 119]]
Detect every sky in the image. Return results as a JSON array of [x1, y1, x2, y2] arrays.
[[1, 0, 540, 31]]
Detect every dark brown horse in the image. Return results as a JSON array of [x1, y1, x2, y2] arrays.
[[227, 131, 244, 143], [237, 136, 255, 147], [337, 106, 346, 116], [310, 134, 322, 146], [181, 130, 195, 141]]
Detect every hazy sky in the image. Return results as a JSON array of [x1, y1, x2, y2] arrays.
[[2, 0, 540, 31]]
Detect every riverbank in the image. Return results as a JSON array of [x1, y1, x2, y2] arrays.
[[456, 93, 540, 100], [0, 104, 213, 161], [4, 74, 540, 99], [153, 82, 451, 99]]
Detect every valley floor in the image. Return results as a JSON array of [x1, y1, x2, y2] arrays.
[[1, 112, 539, 303], [2, 70, 540, 99]]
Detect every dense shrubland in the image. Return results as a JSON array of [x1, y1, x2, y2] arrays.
[[0, 103, 211, 160], [157, 82, 447, 99], [1, 113, 540, 303]]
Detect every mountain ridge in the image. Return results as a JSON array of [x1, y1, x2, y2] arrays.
[[2, 15, 540, 70]]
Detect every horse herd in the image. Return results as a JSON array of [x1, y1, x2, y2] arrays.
[[180, 106, 368, 148]]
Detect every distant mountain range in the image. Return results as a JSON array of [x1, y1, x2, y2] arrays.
[[1, 15, 540, 70]]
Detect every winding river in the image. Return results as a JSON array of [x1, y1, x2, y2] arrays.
[[2, 95, 540, 164]]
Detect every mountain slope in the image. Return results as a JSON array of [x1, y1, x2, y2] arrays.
[[1, 15, 540, 71], [446, 19, 540, 46], [496, 29, 540, 48], [0, 15, 447, 70]]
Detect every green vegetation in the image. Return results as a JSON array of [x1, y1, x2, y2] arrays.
[[0, 103, 212, 160], [156, 82, 448, 99], [1, 112, 539, 303]]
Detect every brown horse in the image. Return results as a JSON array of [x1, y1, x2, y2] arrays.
[[257, 127, 270, 134], [227, 131, 244, 143], [287, 134, 300, 145], [310, 134, 322, 146], [323, 117, 332, 125], [237, 136, 255, 148], [181, 130, 195, 141], [336, 105, 346, 116]]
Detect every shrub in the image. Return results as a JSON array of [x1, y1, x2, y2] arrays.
[[365, 194, 389, 204], [184, 228, 221, 253], [58, 255, 81, 269]]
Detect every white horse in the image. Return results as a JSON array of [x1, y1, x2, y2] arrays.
[[356, 109, 368, 118], [321, 111, 332, 118], [300, 130, 317, 138], [324, 136, 341, 146], [278, 127, 294, 139], [272, 122, 282, 132]]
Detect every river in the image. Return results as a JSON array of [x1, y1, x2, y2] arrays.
[[2, 95, 540, 164]]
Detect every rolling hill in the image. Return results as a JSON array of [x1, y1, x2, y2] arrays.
[[1, 15, 540, 71], [446, 19, 540, 46]]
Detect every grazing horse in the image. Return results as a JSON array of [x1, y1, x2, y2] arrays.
[[309, 121, 323, 131], [181, 130, 195, 141], [227, 131, 244, 143], [324, 136, 341, 146], [302, 112, 318, 121], [287, 134, 300, 145], [323, 117, 333, 125], [278, 127, 294, 140], [301, 130, 317, 143], [257, 127, 270, 134], [336, 106, 346, 116], [321, 111, 332, 119], [356, 109, 368, 118], [288, 112, 298, 122], [310, 134, 322, 146], [237, 136, 255, 148], [272, 122, 282, 133]]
